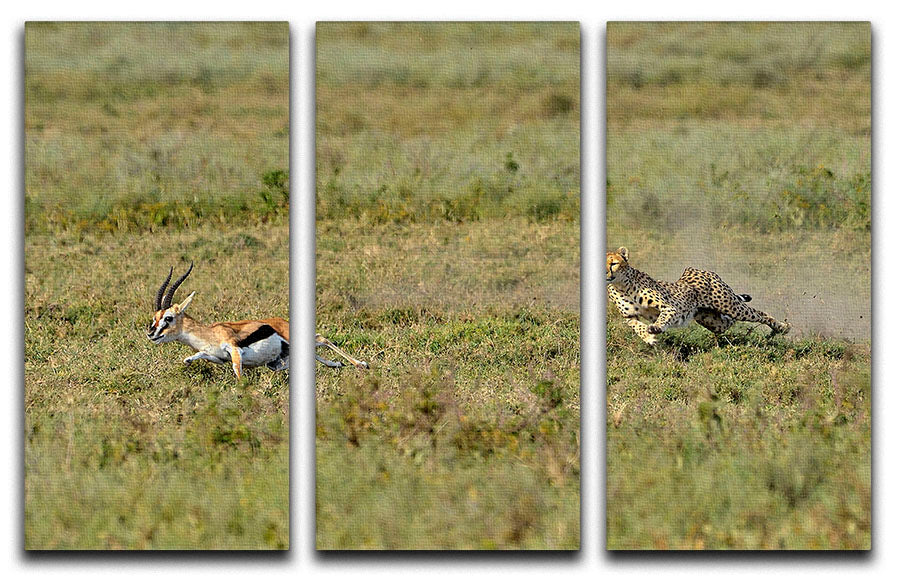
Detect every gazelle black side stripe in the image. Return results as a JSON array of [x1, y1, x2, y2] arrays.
[[236, 324, 277, 348]]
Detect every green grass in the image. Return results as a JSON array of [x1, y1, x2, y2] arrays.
[[608, 22, 871, 130], [25, 22, 289, 234], [316, 220, 579, 549], [316, 22, 580, 549], [608, 126, 870, 235], [607, 23, 870, 236], [607, 321, 870, 549], [607, 22, 871, 549], [316, 22, 579, 225], [316, 307, 579, 549], [607, 22, 870, 238], [24, 22, 289, 550]]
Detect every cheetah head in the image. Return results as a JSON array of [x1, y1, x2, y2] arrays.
[[606, 246, 630, 284]]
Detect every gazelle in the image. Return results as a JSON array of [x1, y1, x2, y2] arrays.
[[315, 333, 369, 369], [146, 263, 368, 378]]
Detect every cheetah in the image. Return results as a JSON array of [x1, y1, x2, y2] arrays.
[[606, 246, 790, 345]]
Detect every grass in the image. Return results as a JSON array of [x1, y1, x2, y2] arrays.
[[25, 22, 289, 549], [316, 306, 580, 549], [606, 22, 870, 549], [607, 321, 870, 549], [316, 220, 580, 549], [607, 22, 871, 238], [316, 22, 579, 225], [607, 22, 871, 131], [25, 22, 289, 234], [316, 23, 580, 549]]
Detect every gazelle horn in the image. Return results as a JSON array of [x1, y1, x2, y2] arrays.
[[162, 261, 194, 309], [155, 267, 173, 311]]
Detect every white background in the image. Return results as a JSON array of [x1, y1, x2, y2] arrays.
[[2, 1, 895, 576]]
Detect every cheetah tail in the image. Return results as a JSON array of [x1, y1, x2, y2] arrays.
[[738, 294, 752, 302]]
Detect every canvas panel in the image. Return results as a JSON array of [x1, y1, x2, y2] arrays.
[[315, 22, 581, 550], [24, 22, 290, 550], [606, 22, 871, 550]]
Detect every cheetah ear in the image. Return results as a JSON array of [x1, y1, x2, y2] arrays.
[[617, 247, 629, 262]]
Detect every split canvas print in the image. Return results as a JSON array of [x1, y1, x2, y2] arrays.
[[25, 22, 290, 549], [606, 22, 871, 549], [21, 18, 870, 554], [315, 22, 580, 549]]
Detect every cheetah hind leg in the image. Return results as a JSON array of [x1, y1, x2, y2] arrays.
[[716, 281, 790, 335], [733, 302, 791, 335], [695, 309, 735, 335], [694, 309, 735, 347], [770, 319, 791, 335]]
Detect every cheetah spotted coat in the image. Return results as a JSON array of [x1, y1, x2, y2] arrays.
[[606, 247, 790, 345]]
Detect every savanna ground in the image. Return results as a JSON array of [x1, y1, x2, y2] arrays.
[[606, 22, 871, 549], [25, 23, 289, 549], [316, 23, 580, 549]]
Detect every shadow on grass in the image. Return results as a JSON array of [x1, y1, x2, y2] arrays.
[[610, 322, 852, 366]]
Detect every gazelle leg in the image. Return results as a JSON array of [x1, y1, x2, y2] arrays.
[[315, 353, 343, 368], [223, 342, 243, 379], [184, 352, 224, 365], [267, 355, 290, 371], [315, 334, 369, 369]]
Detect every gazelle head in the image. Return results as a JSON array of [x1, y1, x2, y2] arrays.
[[147, 262, 195, 344]]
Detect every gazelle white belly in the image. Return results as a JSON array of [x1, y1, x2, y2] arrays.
[[237, 334, 287, 367], [185, 333, 288, 369]]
